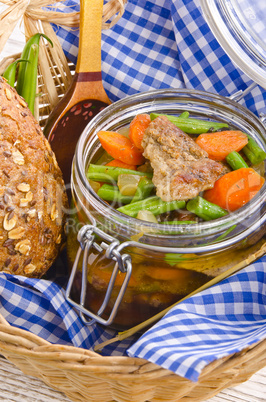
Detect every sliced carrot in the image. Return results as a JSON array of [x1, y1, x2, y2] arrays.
[[195, 131, 248, 160], [145, 267, 191, 281], [204, 168, 265, 211], [97, 130, 145, 165], [93, 268, 138, 288], [129, 114, 151, 152], [106, 159, 137, 170]]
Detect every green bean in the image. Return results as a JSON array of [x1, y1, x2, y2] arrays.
[[130, 176, 154, 203], [20, 44, 39, 115], [165, 253, 194, 265], [165, 223, 236, 266], [159, 220, 195, 225], [179, 111, 189, 118], [87, 164, 152, 183], [214, 225, 237, 242], [150, 113, 228, 134], [186, 196, 228, 221], [97, 184, 133, 204], [225, 151, 248, 170], [2, 59, 29, 87], [16, 33, 53, 95], [242, 134, 266, 165], [117, 196, 186, 218]]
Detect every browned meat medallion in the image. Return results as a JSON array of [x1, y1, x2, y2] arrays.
[[142, 115, 228, 201]]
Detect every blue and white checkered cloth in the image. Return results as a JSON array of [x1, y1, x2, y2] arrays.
[[52, 0, 266, 116], [0, 255, 266, 381], [0, 271, 136, 355], [0, 0, 265, 383], [128, 255, 266, 381]]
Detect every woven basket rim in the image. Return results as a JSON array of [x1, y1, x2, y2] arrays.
[[0, 311, 265, 381], [0, 51, 266, 402]]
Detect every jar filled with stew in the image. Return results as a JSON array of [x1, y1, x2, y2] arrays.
[[66, 89, 266, 329]]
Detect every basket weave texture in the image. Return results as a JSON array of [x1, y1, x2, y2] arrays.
[[0, 54, 76, 128], [0, 47, 266, 402], [0, 312, 266, 402]]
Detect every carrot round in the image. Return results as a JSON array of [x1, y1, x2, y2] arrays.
[[129, 114, 151, 152], [195, 131, 248, 160], [106, 159, 137, 170], [93, 268, 138, 288], [97, 130, 145, 165], [145, 267, 191, 281], [204, 168, 265, 211]]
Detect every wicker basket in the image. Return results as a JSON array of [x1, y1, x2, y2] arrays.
[[0, 54, 266, 402], [0, 52, 76, 128], [0, 312, 266, 402]]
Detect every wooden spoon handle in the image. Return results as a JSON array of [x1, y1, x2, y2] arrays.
[[76, 0, 103, 74]]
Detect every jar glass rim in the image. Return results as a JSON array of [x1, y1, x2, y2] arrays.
[[73, 88, 266, 245], [200, 0, 266, 89]]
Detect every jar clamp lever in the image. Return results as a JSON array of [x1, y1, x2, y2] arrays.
[[65, 224, 132, 326]]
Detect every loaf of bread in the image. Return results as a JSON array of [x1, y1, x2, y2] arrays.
[[0, 77, 68, 277]]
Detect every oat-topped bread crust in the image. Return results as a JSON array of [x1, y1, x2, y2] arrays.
[[0, 77, 68, 277]]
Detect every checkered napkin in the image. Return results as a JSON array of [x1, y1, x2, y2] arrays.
[[0, 0, 265, 383], [127, 254, 266, 381], [52, 0, 266, 116], [0, 255, 266, 381], [0, 271, 136, 355]]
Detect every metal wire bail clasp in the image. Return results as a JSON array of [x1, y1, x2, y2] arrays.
[[65, 224, 132, 326]]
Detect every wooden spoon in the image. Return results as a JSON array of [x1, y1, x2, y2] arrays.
[[44, 0, 111, 185]]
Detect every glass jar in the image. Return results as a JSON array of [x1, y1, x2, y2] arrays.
[[66, 89, 266, 329]]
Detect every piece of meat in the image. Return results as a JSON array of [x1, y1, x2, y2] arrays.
[[142, 115, 228, 201]]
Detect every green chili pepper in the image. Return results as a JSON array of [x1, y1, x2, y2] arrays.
[[16, 33, 53, 96], [20, 44, 40, 115], [2, 59, 29, 87]]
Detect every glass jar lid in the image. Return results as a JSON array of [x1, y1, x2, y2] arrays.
[[200, 0, 266, 89]]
